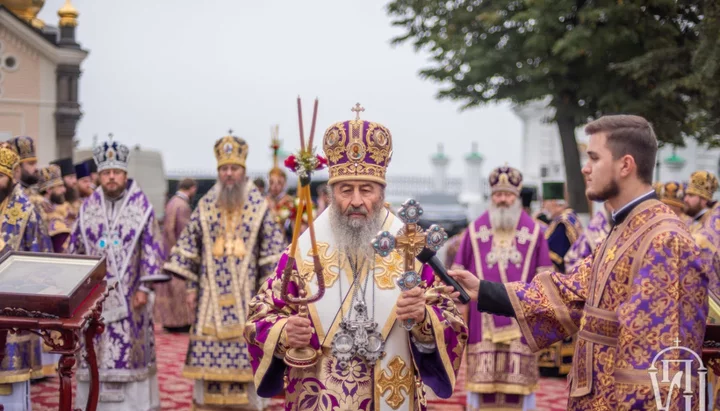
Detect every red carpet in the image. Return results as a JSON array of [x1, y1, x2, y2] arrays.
[[31, 329, 569, 410]]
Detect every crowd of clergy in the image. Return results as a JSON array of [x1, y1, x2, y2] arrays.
[[0, 108, 718, 411]]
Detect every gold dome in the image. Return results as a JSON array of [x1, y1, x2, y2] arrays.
[[0, 0, 45, 29], [58, 0, 77, 27]]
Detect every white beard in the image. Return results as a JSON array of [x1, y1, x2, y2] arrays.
[[328, 202, 385, 260], [489, 201, 522, 232]]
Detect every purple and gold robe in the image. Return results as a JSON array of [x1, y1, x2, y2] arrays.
[[154, 193, 194, 328], [451, 210, 551, 409], [564, 210, 610, 272], [163, 182, 286, 409], [245, 208, 467, 411], [0, 184, 53, 408], [66, 181, 168, 407], [505, 199, 711, 410]]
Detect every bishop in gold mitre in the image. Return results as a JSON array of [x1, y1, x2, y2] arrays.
[[163, 132, 287, 410]]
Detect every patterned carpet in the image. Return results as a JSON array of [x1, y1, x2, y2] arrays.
[[30, 329, 569, 410]]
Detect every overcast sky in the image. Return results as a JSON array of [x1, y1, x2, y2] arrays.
[[38, 0, 523, 177]]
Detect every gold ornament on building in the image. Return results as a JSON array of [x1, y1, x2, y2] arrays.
[[57, 0, 78, 27], [0, 0, 46, 29]]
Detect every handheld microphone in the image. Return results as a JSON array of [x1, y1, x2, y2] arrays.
[[416, 248, 471, 304]]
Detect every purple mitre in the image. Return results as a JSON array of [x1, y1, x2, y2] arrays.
[[488, 164, 523, 195], [322, 104, 393, 186]]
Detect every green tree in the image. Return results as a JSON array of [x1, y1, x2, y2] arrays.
[[387, 0, 720, 213]]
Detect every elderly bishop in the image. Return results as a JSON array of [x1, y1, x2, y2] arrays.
[[163, 133, 286, 411], [245, 107, 467, 411], [452, 165, 552, 411], [66, 138, 168, 410]]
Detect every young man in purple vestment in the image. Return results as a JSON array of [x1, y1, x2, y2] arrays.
[[155, 177, 197, 333], [450, 114, 714, 411], [451, 165, 552, 411], [66, 138, 169, 411], [163, 134, 287, 411], [0, 143, 54, 411], [244, 106, 467, 411]]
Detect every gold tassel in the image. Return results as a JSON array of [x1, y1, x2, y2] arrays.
[[233, 237, 246, 259], [212, 237, 225, 257]]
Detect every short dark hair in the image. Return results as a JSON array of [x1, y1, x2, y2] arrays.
[[178, 178, 197, 191], [584, 115, 658, 184], [253, 177, 266, 190]]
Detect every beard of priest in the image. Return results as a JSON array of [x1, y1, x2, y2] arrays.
[[327, 181, 386, 258], [217, 163, 247, 211], [488, 192, 522, 232], [19, 162, 38, 187]]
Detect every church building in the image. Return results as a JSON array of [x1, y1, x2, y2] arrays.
[[0, 0, 87, 164]]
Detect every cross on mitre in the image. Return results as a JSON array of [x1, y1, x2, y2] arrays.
[[351, 103, 365, 120]]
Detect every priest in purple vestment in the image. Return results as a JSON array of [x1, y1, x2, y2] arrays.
[[245, 106, 467, 411], [66, 138, 169, 411], [35, 164, 72, 252], [155, 178, 197, 333], [452, 165, 552, 411]]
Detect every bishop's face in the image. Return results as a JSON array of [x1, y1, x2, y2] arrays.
[[217, 164, 245, 188], [491, 191, 517, 208], [331, 181, 384, 228], [99, 169, 127, 198]]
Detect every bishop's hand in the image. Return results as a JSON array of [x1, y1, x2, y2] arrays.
[[285, 315, 313, 349], [395, 287, 426, 324], [447, 270, 479, 302]]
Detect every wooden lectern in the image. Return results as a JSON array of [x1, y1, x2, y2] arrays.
[[0, 252, 108, 411]]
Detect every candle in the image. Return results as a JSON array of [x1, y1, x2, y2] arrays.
[[297, 96, 306, 149], [304, 185, 319, 256], [308, 98, 319, 149]]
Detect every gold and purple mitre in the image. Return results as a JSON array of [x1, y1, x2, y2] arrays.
[[488, 165, 523, 195], [93, 137, 130, 172], [214, 131, 249, 168], [7, 136, 36, 163], [0, 143, 19, 179], [656, 181, 686, 208], [687, 170, 719, 201], [322, 103, 393, 186], [37, 165, 63, 193]]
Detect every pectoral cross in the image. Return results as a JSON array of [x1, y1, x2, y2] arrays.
[[372, 199, 448, 329], [351, 103, 365, 120]]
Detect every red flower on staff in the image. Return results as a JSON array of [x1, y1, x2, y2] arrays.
[[315, 155, 328, 170], [284, 155, 298, 171]]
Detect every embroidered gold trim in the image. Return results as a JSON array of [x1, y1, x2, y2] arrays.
[[253, 317, 287, 388], [465, 382, 538, 396], [163, 261, 199, 283], [182, 367, 254, 382]]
